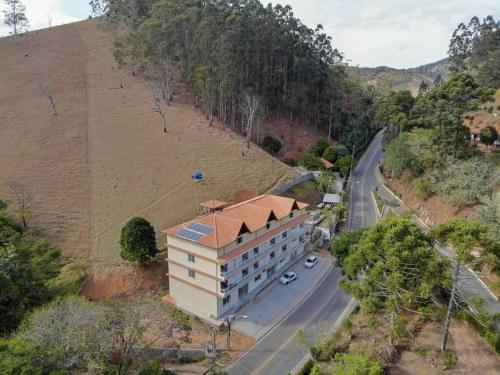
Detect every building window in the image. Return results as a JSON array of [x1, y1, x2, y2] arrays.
[[221, 281, 228, 290], [237, 236, 243, 244], [289, 212, 294, 218], [254, 275, 261, 282], [253, 246, 259, 255], [253, 261, 259, 270], [270, 251, 276, 260], [242, 252, 249, 262], [242, 268, 249, 277], [188, 269, 196, 278], [299, 235, 304, 242], [282, 231, 287, 239], [220, 264, 228, 274], [266, 223, 271, 230], [282, 244, 287, 252], [223, 295, 231, 305], [188, 254, 195, 263], [270, 237, 276, 245]]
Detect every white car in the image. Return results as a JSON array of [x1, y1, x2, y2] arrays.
[[304, 256, 318, 269], [279, 272, 297, 285]]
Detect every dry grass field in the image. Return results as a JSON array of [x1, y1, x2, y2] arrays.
[[0, 20, 294, 269]]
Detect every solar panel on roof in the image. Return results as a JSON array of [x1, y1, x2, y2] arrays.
[[188, 223, 214, 235], [177, 229, 204, 241]]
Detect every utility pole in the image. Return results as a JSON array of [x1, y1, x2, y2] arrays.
[[225, 315, 232, 353]]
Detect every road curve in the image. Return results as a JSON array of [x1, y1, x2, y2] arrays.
[[227, 132, 385, 375]]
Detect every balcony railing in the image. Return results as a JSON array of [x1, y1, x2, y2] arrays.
[[218, 228, 306, 278], [219, 248, 292, 293]]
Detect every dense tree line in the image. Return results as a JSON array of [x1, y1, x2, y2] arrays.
[[448, 15, 500, 88], [91, 0, 376, 143]]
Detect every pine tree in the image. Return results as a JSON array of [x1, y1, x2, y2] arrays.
[[3, 0, 29, 45]]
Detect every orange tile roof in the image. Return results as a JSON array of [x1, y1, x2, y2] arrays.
[[217, 213, 309, 262], [320, 158, 335, 169], [164, 195, 308, 249]]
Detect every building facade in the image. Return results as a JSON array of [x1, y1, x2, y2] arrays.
[[164, 194, 309, 319]]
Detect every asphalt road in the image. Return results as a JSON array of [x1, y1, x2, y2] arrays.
[[227, 132, 385, 375]]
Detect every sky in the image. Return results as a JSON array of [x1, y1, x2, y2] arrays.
[[1, 0, 499, 68]]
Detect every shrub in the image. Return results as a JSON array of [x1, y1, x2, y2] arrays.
[[336, 155, 355, 177], [310, 138, 329, 157], [442, 349, 457, 368], [167, 306, 192, 331], [330, 353, 382, 375], [435, 158, 497, 207], [479, 126, 498, 145], [261, 136, 282, 154], [46, 261, 88, 296], [120, 217, 157, 265], [296, 359, 314, 375], [0, 199, 6, 210], [299, 153, 322, 170], [322, 146, 337, 163], [414, 346, 427, 358], [284, 158, 297, 167], [410, 176, 432, 200], [310, 331, 349, 361]]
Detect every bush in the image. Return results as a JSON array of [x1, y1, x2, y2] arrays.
[[310, 331, 349, 361], [299, 153, 322, 170], [322, 146, 336, 163], [414, 346, 427, 358], [336, 155, 354, 177], [479, 126, 498, 145], [310, 138, 329, 157], [284, 158, 297, 167], [167, 306, 192, 331], [0, 199, 6, 210], [261, 136, 282, 154], [442, 349, 457, 368], [410, 176, 432, 200], [120, 217, 157, 265], [296, 359, 314, 375], [435, 158, 497, 207], [330, 353, 382, 375]]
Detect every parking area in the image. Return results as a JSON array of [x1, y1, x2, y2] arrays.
[[232, 252, 332, 338]]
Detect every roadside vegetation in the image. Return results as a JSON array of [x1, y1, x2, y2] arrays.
[[376, 15, 500, 242], [308, 215, 500, 374]]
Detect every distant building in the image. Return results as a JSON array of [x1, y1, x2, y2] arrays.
[[163, 194, 309, 319]]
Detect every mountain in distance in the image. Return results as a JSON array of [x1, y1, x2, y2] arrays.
[[350, 58, 450, 95]]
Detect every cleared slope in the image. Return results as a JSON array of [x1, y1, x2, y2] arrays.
[[0, 24, 92, 258], [0, 20, 294, 266]]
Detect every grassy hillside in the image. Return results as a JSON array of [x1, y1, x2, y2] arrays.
[[350, 58, 449, 95], [0, 19, 294, 266]]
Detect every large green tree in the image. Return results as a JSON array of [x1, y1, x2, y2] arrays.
[[410, 73, 494, 159], [341, 216, 450, 346], [431, 219, 499, 351], [120, 217, 157, 265], [448, 15, 500, 88]]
